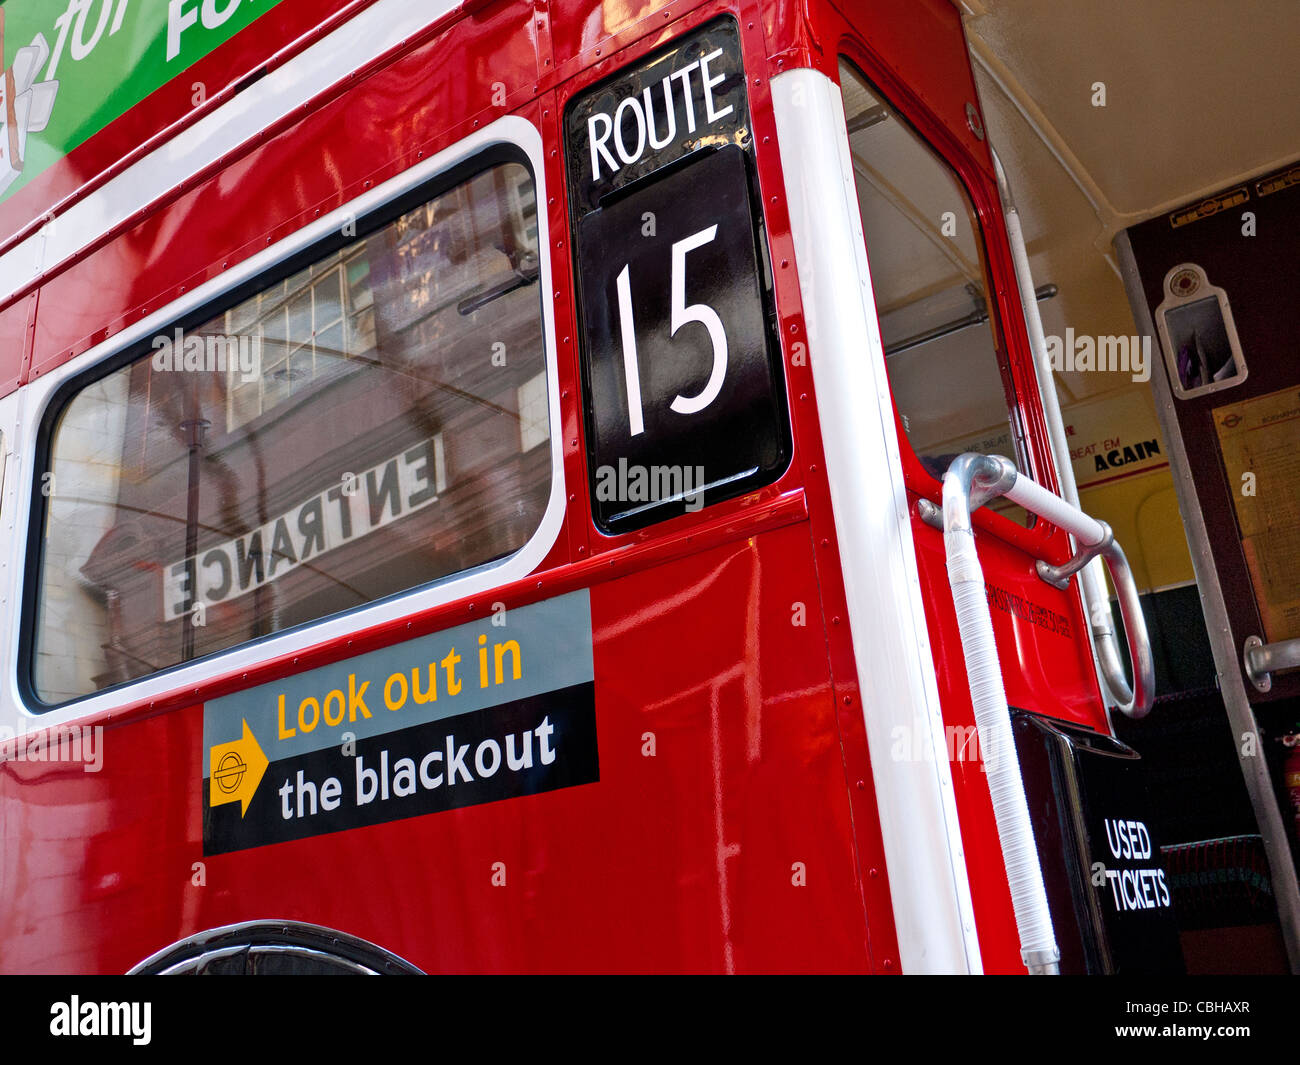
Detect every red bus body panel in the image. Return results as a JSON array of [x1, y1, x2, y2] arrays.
[[0, 0, 1109, 973]]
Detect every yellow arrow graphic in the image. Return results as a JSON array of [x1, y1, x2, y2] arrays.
[[208, 720, 269, 817]]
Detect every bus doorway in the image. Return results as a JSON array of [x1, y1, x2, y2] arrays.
[[1118, 169, 1300, 972]]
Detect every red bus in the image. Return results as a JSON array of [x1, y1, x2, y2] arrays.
[[0, 0, 1188, 974]]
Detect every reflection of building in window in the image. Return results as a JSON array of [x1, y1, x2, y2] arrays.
[[35, 377, 131, 702], [33, 161, 550, 705], [517, 371, 548, 452], [226, 246, 376, 431], [507, 164, 539, 251], [380, 165, 538, 334]]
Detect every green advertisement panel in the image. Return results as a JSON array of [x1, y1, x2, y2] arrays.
[[0, 0, 288, 205]]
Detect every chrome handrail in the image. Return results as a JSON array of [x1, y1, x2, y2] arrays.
[[921, 454, 1155, 719], [991, 148, 1142, 720], [1243, 635, 1300, 693], [940, 453, 1058, 974], [1092, 536, 1156, 718]]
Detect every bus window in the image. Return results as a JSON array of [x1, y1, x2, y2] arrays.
[[840, 61, 1030, 520], [29, 158, 549, 706]]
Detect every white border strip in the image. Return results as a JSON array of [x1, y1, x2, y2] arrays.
[[0, 0, 459, 299], [0, 395, 14, 711], [771, 67, 982, 973], [1, 113, 565, 731]]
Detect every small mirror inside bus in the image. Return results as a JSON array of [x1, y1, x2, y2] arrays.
[[1155, 263, 1247, 399]]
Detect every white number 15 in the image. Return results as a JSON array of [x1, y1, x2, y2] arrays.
[[615, 224, 728, 436]]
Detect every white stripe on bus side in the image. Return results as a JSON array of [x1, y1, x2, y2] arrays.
[[770, 65, 983, 975]]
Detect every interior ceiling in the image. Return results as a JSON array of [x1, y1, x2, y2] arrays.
[[957, 0, 1300, 405]]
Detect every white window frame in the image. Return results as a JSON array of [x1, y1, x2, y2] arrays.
[[2, 115, 565, 728], [0, 418, 11, 705]]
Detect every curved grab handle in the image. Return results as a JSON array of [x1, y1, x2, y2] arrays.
[[1095, 538, 1156, 719], [932, 454, 1155, 719]]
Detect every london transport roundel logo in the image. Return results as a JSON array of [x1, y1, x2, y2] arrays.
[[215, 751, 248, 795], [1169, 268, 1201, 298]]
